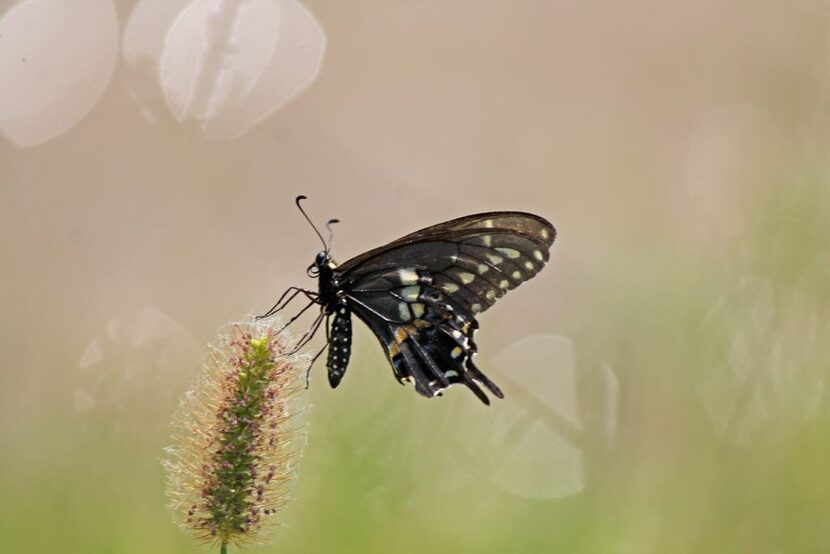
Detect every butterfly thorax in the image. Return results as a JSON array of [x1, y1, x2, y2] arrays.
[[313, 252, 342, 314]]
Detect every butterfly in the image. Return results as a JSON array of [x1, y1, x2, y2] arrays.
[[263, 196, 556, 405]]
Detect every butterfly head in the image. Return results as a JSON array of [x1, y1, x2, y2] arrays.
[[307, 250, 337, 277]]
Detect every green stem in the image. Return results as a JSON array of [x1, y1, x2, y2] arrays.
[[221, 542, 228, 554]]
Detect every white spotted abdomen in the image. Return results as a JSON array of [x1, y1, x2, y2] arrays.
[[326, 303, 352, 388]]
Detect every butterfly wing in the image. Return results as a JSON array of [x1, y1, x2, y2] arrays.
[[337, 212, 555, 403]]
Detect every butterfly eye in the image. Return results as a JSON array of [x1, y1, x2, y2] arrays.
[[307, 264, 320, 277]]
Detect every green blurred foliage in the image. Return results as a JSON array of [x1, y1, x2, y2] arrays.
[[2, 174, 828, 553]]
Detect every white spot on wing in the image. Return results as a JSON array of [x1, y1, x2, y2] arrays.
[[487, 254, 503, 265], [397, 269, 419, 285], [533, 250, 544, 261], [478, 264, 489, 275], [411, 303, 425, 318], [397, 302, 411, 321], [399, 286, 420, 302]]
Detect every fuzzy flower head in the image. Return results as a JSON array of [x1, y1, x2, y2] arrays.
[[164, 316, 307, 547]]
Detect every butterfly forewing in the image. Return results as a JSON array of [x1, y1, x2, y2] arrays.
[[337, 212, 555, 403], [339, 212, 553, 275]]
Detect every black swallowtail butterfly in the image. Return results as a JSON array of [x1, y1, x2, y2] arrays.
[[263, 196, 556, 405]]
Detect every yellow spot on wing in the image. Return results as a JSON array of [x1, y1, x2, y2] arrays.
[[411, 303, 425, 318], [442, 282, 459, 293], [413, 318, 431, 329], [496, 247, 521, 259], [458, 272, 475, 284]]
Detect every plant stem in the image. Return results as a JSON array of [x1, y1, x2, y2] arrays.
[[221, 542, 228, 554]]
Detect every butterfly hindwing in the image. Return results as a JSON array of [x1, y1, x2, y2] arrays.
[[350, 282, 501, 404]]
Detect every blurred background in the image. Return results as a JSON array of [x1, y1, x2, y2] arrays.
[[1, 0, 829, 552]]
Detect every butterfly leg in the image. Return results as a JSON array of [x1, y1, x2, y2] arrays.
[[287, 310, 326, 354], [304, 317, 330, 389], [259, 287, 318, 318], [273, 298, 319, 337]]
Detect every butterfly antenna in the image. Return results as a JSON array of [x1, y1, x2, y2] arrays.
[[325, 219, 339, 254], [295, 195, 327, 250]]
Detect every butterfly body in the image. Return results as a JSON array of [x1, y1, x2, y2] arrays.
[[294, 210, 556, 405]]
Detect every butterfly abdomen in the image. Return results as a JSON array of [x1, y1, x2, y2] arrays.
[[327, 301, 352, 388]]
